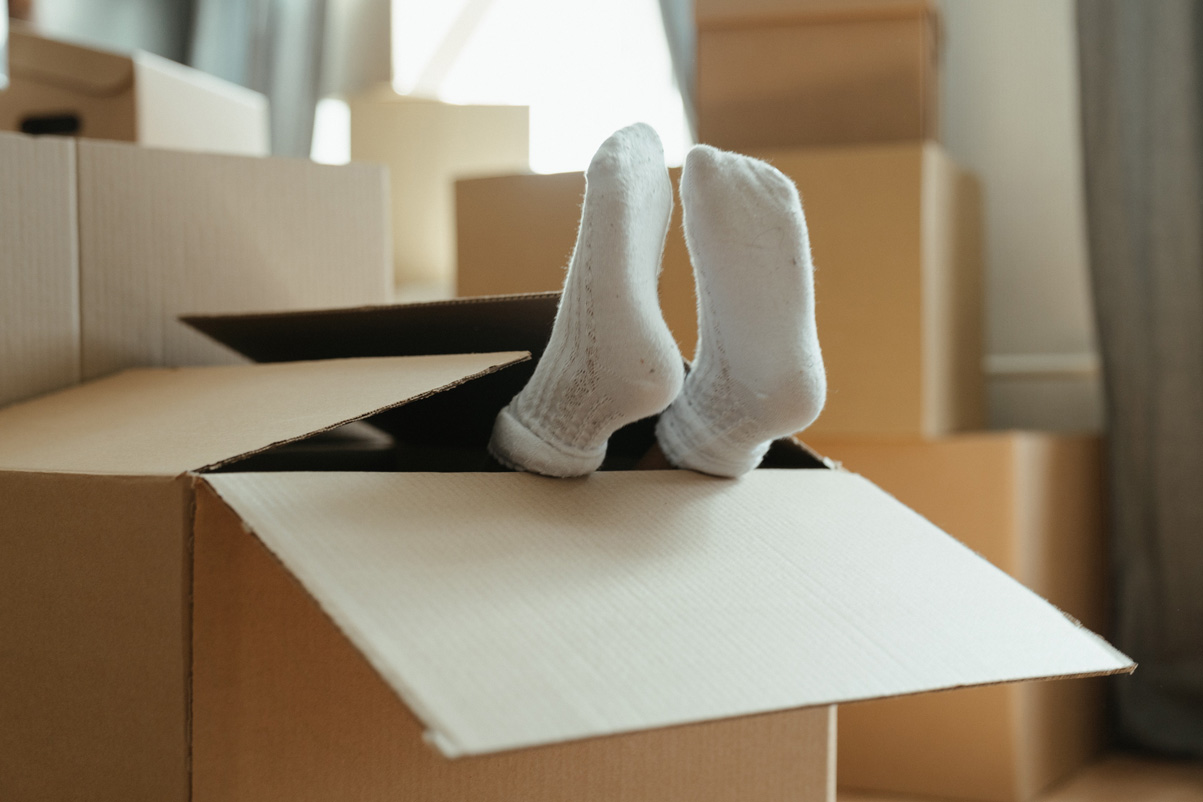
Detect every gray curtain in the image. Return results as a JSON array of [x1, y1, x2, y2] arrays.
[[1077, 0, 1203, 756], [189, 0, 327, 157], [658, 0, 696, 139]]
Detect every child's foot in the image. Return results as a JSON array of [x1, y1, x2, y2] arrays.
[[489, 124, 684, 477], [656, 145, 826, 477]]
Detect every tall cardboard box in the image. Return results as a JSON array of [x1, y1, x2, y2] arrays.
[[0, 26, 269, 155], [695, 0, 940, 150], [75, 138, 393, 379], [457, 142, 984, 437], [804, 433, 1110, 802], [0, 295, 1131, 802], [349, 85, 528, 290], [0, 130, 392, 407], [0, 132, 77, 407]]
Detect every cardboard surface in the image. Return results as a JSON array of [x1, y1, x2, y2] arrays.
[[695, 1, 939, 150], [807, 434, 1110, 802], [0, 26, 267, 155], [0, 131, 79, 407], [456, 143, 984, 436], [0, 353, 526, 476], [203, 469, 1130, 759], [193, 483, 836, 801], [349, 86, 529, 287], [0, 472, 191, 802], [76, 138, 393, 379]]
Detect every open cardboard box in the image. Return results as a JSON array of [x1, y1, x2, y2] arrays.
[[1, 294, 1132, 802]]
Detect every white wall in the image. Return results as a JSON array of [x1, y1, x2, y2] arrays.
[[938, 0, 1103, 431]]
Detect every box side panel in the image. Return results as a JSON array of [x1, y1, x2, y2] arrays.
[[350, 92, 529, 286], [696, 15, 930, 150], [134, 55, 270, 156], [1012, 435, 1109, 799], [0, 472, 190, 802], [0, 132, 80, 408], [695, 0, 933, 27], [77, 140, 392, 379], [920, 146, 986, 433], [192, 483, 831, 802], [806, 434, 1022, 802]]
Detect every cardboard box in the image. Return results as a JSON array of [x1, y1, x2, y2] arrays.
[[838, 753, 1203, 802], [695, 0, 940, 151], [0, 130, 392, 404], [0, 131, 78, 407], [0, 295, 1131, 801], [349, 85, 528, 290], [0, 26, 269, 155], [456, 142, 984, 437], [803, 433, 1109, 802]]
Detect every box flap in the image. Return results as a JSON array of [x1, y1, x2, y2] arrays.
[[203, 470, 1133, 759], [9, 26, 135, 96], [0, 353, 526, 476], [181, 292, 560, 363]]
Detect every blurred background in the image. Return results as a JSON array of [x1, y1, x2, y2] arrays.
[[2, 1, 1200, 800]]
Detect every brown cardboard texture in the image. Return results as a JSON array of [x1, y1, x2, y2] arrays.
[[0, 25, 269, 155], [695, 0, 940, 150], [0, 131, 78, 407], [0, 297, 1131, 801], [0, 351, 528, 802], [806, 434, 1111, 802], [349, 85, 529, 288], [456, 142, 984, 437], [0, 129, 392, 410]]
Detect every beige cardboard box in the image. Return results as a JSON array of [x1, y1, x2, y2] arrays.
[[0, 130, 392, 405], [349, 85, 528, 290], [457, 142, 984, 437], [804, 433, 1109, 802], [0, 26, 268, 155], [0, 132, 78, 407], [0, 296, 1130, 802], [695, 0, 940, 151]]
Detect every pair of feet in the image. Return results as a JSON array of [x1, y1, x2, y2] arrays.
[[489, 123, 826, 478]]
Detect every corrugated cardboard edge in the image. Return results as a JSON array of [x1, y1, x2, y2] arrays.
[[181, 291, 562, 328], [196, 352, 530, 472]]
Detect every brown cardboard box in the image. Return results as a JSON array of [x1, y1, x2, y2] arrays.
[[0, 132, 77, 407], [456, 142, 984, 437], [349, 85, 528, 290], [838, 753, 1203, 802], [0, 130, 392, 406], [695, 0, 940, 150], [804, 433, 1109, 802], [0, 26, 269, 155], [0, 295, 1130, 802]]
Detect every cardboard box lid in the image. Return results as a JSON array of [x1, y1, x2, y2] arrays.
[[695, 0, 936, 30], [8, 26, 135, 96], [182, 291, 561, 363], [0, 353, 526, 476], [203, 469, 1133, 759]]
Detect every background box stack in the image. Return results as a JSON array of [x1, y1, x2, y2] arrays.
[[0, 29, 393, 410], [454, 2, 1111, 801], [348, 85, 529, 296]]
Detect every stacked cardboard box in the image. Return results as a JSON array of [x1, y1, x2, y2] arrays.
[[452, 2, 1114, 799], [0, 26, 269, 155], [349, 85, 529, 292]]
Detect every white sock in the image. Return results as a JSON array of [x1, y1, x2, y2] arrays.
[[489, 124, 684, 477], [656, 145, 826, 477]]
